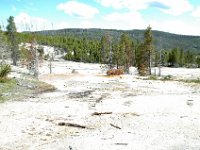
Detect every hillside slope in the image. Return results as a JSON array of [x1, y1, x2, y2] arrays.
[[36, 28, 200, 52]]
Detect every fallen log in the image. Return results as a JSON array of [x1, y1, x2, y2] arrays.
[[58, 122, 87, 129], [92, 112, 112, 116], [115, 143, 128, 145], [110, 123, 121, 129]]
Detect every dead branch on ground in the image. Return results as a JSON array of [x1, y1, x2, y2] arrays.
[[110, 123, 121, 129], [92, 112, 112, 116]]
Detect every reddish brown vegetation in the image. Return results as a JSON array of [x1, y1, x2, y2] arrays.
[[106, 69, 124, 76]]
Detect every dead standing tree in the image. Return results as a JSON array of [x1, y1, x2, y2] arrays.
[[27, 36, 39, 78]]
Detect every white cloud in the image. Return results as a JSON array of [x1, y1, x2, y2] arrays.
[[149, 19, 200, 35], [191, 6, 200, 18], [14, 12, 69, 32], [15, 12, 48, 31], [103, 11, 147, 29], [158, 0, 193, 16], [96, 0, 193, 16], [96, 0, 124, 9], [96, 0, 148, 10], [57, 1, 99, 19]]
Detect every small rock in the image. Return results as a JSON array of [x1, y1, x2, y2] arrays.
[[41, 138, 47, 141], [46, 133, 51, 136], [71, 69, 78, 74]]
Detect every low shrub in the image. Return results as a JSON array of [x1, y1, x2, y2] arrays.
[[148, 75, 157, 80], [106, 69, 124, 76], [0, 65, 11, 78], [162, 75, 172, 81]]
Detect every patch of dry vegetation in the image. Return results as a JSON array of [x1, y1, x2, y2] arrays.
[[106, 69, 124, 76], [0, 78, 55, 102]]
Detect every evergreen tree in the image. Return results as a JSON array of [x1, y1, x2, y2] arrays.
[[137, 25, 153, 75], [179, 48, 185, 67], [168, 48, 180, 67], [137, 43, 148, 75], [144, 25, 153, 75], [119, 33, 133, 73], [196, 56, 200, 68], [100, 33, 112, 65], [112, 43, 120, 69], [6, 16, 19, 66], [185, 50, 194, 67]]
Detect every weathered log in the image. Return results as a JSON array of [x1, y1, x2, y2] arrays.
[[110, 123, 121, 129], [58, 122, 87, 129], [92, 112, 112, 116]]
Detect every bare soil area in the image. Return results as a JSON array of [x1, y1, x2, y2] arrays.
[[0, 61, 200, 150]]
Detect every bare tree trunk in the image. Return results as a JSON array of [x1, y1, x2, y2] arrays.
[[12, 49, 17, 66], [148, 51, 151, 75]]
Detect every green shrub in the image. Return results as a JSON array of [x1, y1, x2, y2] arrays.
[[148, 75, 157, 80], [162, 75, 172, 81], [0, 65, 11, 78]]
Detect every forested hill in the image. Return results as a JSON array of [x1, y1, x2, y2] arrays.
[[36, 28, 200, 52]]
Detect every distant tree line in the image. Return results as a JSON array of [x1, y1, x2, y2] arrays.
[[1, 16, 200, 76], [12, 25, 200, 74], [154, 48, 200, 68]]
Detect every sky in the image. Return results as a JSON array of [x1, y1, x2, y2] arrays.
[[1, 0, 200, 35]]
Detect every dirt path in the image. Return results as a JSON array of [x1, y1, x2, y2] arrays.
[[0, 62, 200, 150]]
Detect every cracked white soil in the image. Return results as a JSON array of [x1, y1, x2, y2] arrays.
[[0, 61, 200, 150]]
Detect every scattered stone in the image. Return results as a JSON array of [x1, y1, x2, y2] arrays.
[[71, 69, 78, 74], [187, 100, 193, 106], [46, 133, 51, 136], [69, 90, 94, 98]]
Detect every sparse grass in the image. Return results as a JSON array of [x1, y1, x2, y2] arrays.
[[180, 78, 200, 84], [0, 79, 17, 102], [148, 75, 157, 80], [0, 78, 55, 102], [33, 80, 56, 93], [0, 77, 10, 83], [144, 74, 173, 81]]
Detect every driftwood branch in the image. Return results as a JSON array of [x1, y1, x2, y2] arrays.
[[92, 112, 112, 116], [110, 123, 121, 129]]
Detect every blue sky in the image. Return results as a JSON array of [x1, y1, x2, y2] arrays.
[[1, 0, 200, 35]]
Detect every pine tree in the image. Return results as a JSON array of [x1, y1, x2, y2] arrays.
[[100, 33, 112, 65], [179, 48, 185, 67], [137, 26, 153, 76], [119, 33, 133, 73], [112, 43, 120, 69], [6, 16, 19, 66], [137, 43, 148, 75], [144, 25, 153, 75], [196, 56, 200, 68]]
